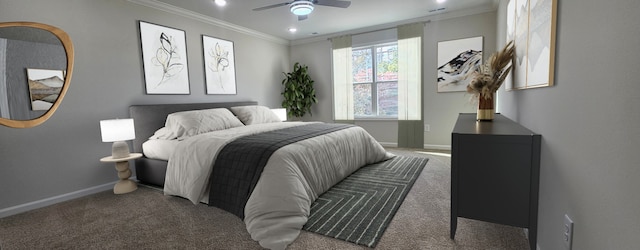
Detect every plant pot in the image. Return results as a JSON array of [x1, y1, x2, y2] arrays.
[[477, 92, 495, 121]]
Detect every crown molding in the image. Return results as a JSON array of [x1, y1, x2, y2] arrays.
[[291, 4, 498, 46], [127, 0, 290, 45]]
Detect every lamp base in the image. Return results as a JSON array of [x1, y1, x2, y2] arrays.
[[111, 141, 130, 159]]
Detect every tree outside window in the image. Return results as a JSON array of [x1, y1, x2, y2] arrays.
[[352, 43, 398, 118]]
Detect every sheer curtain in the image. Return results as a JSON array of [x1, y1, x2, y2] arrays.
[[330, 24, 423, 147], [331, 35, 354, 122], [397, 23, 424, 148]]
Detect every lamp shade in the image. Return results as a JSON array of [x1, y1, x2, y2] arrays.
[[271, 108, 287, 121], [100, 118, 135, 142]]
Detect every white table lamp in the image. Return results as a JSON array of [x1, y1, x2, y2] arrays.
[[100, 118, 135, 159], [271, 108, 287, 121]]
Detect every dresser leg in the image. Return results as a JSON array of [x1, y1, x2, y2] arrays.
[[450, 216, 457, 239]]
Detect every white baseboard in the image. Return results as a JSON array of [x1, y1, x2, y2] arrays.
[[423, 144, 451, 151], [379, 142, 398, 147], [379, 142, 451, 151], [378, 141, 451, 150], [0, 181, 118, 219]]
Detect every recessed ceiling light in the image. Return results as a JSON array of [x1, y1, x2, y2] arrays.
[[214, 0, 227, 7], [437, 0, 447, 3], [288, 28, 297, 33]]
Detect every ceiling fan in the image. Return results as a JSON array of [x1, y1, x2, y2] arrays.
[[253, 0, 351, 21]]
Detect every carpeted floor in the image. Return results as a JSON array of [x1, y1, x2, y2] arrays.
[[0, 148, 530, 249]]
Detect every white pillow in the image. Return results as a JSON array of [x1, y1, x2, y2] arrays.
[[164, 108, 244, 139], [149, 127, 177, 140], [229, 105, 282, 125]]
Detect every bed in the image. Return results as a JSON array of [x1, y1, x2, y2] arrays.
[[129, 102, 392, 249]]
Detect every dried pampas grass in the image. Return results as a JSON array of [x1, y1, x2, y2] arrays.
[[466, 40, 515, 99]]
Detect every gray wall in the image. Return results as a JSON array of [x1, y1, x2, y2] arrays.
[[423, 12, 496, 147], [0, 0, 289, 211], [6, 39, 66, 120], [496, 0, 640, 249], [4, 0, 638, 249], [290, 11, 497, 147]]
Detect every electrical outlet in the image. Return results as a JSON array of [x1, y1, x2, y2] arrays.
[[424, 124, 430, 132], [564, 214, 574, 249]]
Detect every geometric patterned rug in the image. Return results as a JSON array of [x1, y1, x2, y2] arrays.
[[303, 155, 429, 247]]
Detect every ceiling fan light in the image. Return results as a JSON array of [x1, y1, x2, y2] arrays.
[[290, 1, 314, 16]]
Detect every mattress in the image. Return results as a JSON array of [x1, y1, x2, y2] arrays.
[[142, 139, 181, 161]]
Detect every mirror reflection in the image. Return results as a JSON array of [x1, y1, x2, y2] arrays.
[[0, 22, 73, 128]]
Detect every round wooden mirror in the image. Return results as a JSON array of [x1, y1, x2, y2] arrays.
[[0, 22, 74, 128]]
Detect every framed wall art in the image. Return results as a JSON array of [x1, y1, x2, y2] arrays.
[[202, 35, 237, 95], [138, 21, 190, 94], [26, 68, 65, 110], [507, 0, 557, 90], [437, 36, 483, 93]]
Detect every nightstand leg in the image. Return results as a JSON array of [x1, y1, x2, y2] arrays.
[[113, 161, 137, 194]]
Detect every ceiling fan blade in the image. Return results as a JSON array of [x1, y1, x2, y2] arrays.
[[298, 15, 308, 21], [252, 2, 291, 11], [314, 0, 351, 8]]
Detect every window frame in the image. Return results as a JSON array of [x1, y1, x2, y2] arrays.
[[352, 41, 398, 120]]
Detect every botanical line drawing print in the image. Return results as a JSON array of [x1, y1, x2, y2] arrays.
[[139, 21, 189, 95], [152, 32, 184, 87], [203, 35, 236, 95], [207, 42, 230, 90]]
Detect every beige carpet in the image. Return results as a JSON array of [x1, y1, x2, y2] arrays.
[[0, 148, 530, 249]]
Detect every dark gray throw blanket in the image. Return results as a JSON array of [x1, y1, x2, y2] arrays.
[[208, 123, 353, 218]]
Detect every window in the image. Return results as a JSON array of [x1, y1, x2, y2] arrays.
[[352, 43, 398, 118]]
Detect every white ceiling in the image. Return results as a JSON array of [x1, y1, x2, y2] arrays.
[[147, 0, 498, 43]]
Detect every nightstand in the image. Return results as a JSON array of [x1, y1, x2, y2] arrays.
[[100, 153, 142, 194]]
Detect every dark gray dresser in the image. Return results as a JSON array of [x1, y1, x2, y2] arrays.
[[450, 113, 541, 250]]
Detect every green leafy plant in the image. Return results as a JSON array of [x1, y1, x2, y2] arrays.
[[281, 62, 317, 117]]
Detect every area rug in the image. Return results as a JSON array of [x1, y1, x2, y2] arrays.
[[302, 155, 429, 248]]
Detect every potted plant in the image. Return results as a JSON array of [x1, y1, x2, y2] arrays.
[[281, 62, 317, 118]]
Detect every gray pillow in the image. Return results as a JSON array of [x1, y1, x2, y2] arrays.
[[229, 105, 282, 125], [163, 108, 244, 140]]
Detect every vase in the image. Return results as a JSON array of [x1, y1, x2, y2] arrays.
[[477, 92, 495, 121]]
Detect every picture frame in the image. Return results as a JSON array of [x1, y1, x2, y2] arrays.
[[26, 68, 65, 111], [437, 36, 483, 93], [506, 0, 557, 90], [138, 21, 190, 94], [202, 35, 237, 95]]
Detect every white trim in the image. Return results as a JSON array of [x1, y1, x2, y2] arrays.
[[423, 144, 451, 151], [0, 181, 118, 219], [379, 142, 398, 148], [127, 0, 289, 45], [380, 142, 451, 151], [292, 4, 497, 46]]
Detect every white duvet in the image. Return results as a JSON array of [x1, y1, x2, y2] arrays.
[[163, 122, 392, 249]]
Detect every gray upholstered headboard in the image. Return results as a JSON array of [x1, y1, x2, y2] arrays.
[[128, 101, 258, 155]]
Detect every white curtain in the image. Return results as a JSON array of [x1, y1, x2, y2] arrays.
[[331, 35, 353, 121], [397, 23, 423, 121]]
